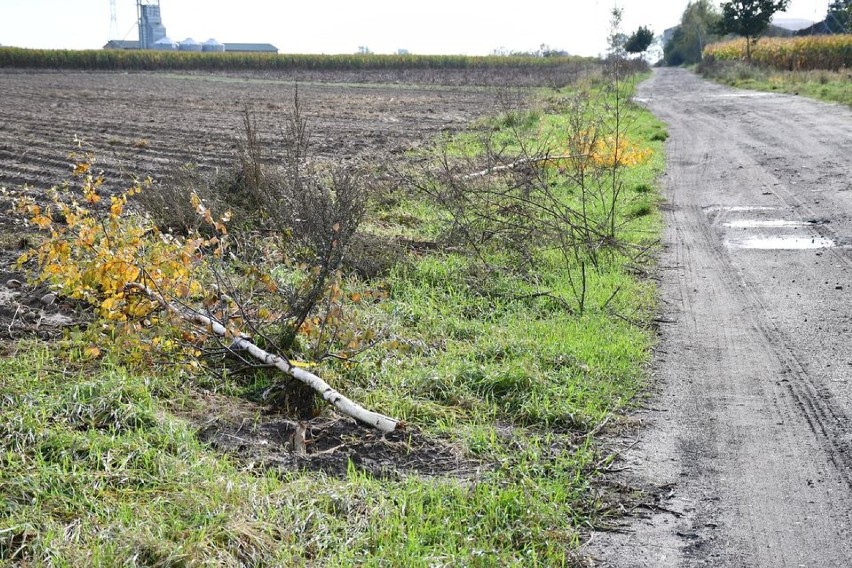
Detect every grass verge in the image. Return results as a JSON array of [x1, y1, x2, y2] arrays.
[[1, 73, 666, 565]]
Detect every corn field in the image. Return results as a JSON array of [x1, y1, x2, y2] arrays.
[[0, 47, 594, 72], [704, 35, 852, 72]]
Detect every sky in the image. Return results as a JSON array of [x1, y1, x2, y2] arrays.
[[0, 0, 832, 57]]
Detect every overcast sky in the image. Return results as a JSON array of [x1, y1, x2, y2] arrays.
[[0, 0, 831, 57]]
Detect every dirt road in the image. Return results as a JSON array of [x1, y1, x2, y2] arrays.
[[587, 68, 852, 566]]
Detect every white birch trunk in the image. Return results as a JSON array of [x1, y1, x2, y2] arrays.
[[127, 283, 401, 433]]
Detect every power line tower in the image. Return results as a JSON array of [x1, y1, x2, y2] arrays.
[[109, 0, 118, 39]]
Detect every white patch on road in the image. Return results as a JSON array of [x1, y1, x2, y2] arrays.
[[705, 205, 777, 213], [726, 235, 835, 250], [723, 220, 808, 228]]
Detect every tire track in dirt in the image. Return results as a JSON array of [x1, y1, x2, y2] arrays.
[[687, 124, 852, 491], [585, 69, 852, 567]]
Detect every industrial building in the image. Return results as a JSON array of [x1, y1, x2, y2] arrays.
[[103, 1, 278, 54]]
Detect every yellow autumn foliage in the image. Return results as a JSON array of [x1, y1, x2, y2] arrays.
[[16, 157, 216, 323], [550, 129, 652, 171]]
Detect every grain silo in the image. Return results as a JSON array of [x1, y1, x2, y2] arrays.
[[153, 36, 177, 50], [179, 38, 203, 52], [202, 39, 225, 53], [137, 0, 167, 50]]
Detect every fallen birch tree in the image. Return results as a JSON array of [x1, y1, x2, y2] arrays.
[[127, 282, 402, 434], [461, 154, 578, 180]]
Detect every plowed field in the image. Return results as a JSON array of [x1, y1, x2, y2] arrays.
[[0, 70, 502, 193]]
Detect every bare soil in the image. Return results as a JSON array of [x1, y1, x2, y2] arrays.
[[0, 69, 503, 193], [585, 68, 852, 566], [0, 69, 505, 338], [0, 253, 87, 340], [189, 392, 482, 480]]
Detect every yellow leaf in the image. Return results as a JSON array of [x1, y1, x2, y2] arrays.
[[32, 215, 52, 229], [84, 345, 101, 359], [110, 198, 124, 217]]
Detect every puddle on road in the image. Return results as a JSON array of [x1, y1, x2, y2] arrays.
[[726, 236, 835, 250], [723, 220, 808, 228]]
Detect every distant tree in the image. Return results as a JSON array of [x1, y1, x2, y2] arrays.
[[717, 0, 791, 61], [625, 26, 655, 55], [664, 0, 721, 65], [826, 0, 852, 32]]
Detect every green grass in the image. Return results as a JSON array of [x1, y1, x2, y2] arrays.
[[0, 344, 602, 565], [699, 61, 852, 107], [1, 72, 667, 565]]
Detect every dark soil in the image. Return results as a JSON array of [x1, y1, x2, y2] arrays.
[[0, 68, 503, 342], [191, 393, 482, 480]]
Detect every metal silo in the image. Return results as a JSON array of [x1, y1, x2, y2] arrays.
[[179, 38, 203, 52], [202, 39, 225, 53], [153, 36, 177, 50]]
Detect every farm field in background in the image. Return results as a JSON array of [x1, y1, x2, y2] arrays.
[[0, 48, 597, 76], [699, 35, 852, 107], [703, 35, 852, 71]]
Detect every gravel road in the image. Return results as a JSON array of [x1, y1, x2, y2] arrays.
[[586, 68, 852, 566]]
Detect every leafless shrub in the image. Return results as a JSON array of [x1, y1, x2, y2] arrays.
[[134, 162, 209, 235], [405, 77, 642, 313]]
